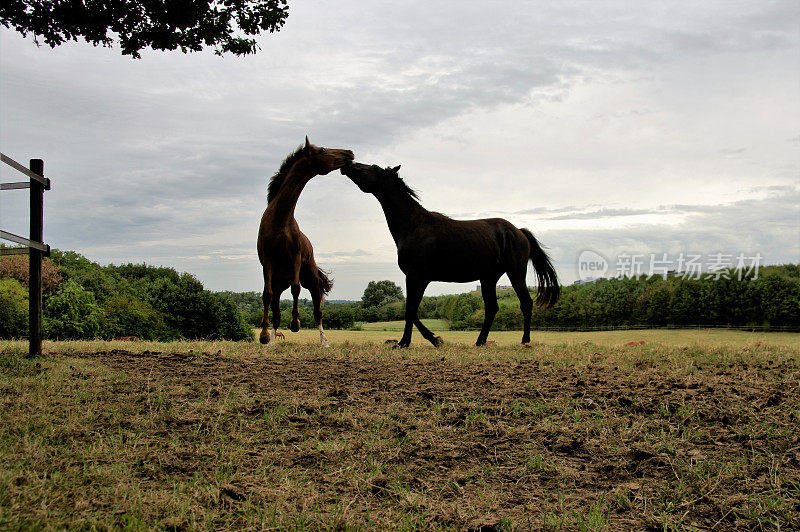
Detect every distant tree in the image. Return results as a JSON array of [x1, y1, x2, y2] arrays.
[[361, 280, 404, 308], [50, 249, 121, 303], [1, 0, 289, 58], [669, 279, 703, 326], [0, 253, 62, 292], [0, 278, 28, 338], [447, 293, 482, 330], [217, 290, 263, 316], [145, 273, 252, 340], [381, 300, 404, 321], [44, 280, 104, 339], [356, 305, 381, 323], [756, 273, 800, 327], [494, 304, 523, 330], [103, 294, 173, 340], [324, 304, 356, 330]]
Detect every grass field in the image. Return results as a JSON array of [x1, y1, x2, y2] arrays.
[[361, 319, 450, 332], [1, 330, 799, 529], [290, 326, 800, 349]]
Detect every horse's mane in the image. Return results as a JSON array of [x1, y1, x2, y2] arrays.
[[268, 145, 306, 203], [394, 173, 452, 219], [390, 169, 421, 203]]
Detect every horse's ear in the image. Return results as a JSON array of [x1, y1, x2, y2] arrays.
[[304, 136, 311, 151], [391, 165, 401, 174]]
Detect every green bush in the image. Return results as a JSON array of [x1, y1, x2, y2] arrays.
[[448, 293, 482, 330], [381, 301, 404, 321], [103, 295, 174, 340], [494, 305, 523, 330], [324, 305, 356, 330], [356, 305, 381, 323], [756, 273, 800, 327], [44, 280, 103, 340], [212, 293, 253, 341], [145, 274, 252, 340], [0, 278, 28, 339]]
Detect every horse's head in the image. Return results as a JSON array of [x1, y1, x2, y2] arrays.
[[302, 136, 354, 175], [340, 162, 402, 194]]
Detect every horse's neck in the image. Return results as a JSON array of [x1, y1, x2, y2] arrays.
[[270, 162, 314, 221], [375, 192, 428, 243]]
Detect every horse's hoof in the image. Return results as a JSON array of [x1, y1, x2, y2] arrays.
[[290, 321, 300, 333], [259, 336, 270, 345], [432, 336, 444, 347], [392, 341, 410, 349]]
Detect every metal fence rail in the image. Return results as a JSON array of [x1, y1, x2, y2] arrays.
[[1, 153, 50, 357]]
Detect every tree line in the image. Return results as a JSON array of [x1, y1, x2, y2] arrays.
[[2, 250, 798, 340], [226, 265, 800, 332], [432, 265, 800, 331], [1, 250, 252, 341]]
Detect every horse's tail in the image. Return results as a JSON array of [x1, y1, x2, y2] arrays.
[[520, 228, 560, 308], [317, 267, 333, 298]]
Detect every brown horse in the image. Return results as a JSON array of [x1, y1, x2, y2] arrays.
[[257, 137, 354, 346]]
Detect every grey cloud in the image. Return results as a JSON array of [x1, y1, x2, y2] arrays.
[[507, 188, 800, 222], [288, 2, 797, 150], [534, 188, 799, 283], [513, 205, 603, 216], [547, 207, 661, 220], [744, 184, 798, 195], [719, 147, 747, 155], [316, 249, 372, 259]]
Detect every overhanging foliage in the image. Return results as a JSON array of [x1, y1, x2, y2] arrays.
[[1, 0, 289, 57]]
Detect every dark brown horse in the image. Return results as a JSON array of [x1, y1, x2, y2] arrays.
[[257, 138, 354, 346], [341, 163, 559, 347]]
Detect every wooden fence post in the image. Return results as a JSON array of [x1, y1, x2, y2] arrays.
[[29, 159, 44, 358]]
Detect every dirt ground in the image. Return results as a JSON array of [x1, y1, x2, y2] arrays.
[[25, 345, 792, 530]]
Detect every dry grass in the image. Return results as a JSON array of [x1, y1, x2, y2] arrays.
[[0, 332, 798, 529], [3, 327, 796, 359]]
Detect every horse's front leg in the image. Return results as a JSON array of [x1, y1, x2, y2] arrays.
[[397, 277, 428, 348], [476, 278, 499, 346], [290, 254, 302, 332]]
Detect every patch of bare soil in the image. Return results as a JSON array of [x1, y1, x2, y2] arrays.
[[65, 349, 800, 529]]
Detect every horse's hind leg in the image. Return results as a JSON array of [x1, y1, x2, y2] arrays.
[[290, 254, 302, 332], [476, 277, 500, 346], [259, 265, 273, 344], [510, 270, 533, 344], [271, 291, 281, 341], [309, 281, 330, 348]]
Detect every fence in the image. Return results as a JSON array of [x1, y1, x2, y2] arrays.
[[1, 153, 51, 357]]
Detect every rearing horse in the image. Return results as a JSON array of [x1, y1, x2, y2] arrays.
[[341, 162, 560, 347], [257, 138, 354, 346]]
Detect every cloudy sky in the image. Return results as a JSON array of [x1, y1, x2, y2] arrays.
[[1, 1, 798, 300]]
